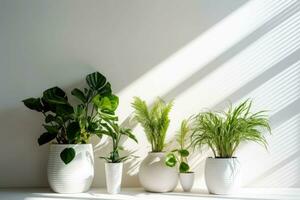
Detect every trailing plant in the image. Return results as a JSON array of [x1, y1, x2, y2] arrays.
[[131, 97, 173, 152], [98, 113, 138, 163], [22, 72, 118, 164], [191, 99, 271, 158], [165, 119, 192, 173]]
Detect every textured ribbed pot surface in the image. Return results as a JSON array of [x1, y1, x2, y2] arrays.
[[139, 152, 178, 192], [205, 157, 240, 194], [47, 144, 94, 193], [105, 162, 123, 194]]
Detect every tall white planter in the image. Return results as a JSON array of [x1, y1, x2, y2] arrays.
[[139, 152, 178, 192], [205, 157, 240, 194], [179, 172, 194, 192], [105, 162, 123, 194], [47, 144, 94, 193]]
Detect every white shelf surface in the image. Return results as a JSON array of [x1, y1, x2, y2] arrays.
[[0, 188, 300, 200]]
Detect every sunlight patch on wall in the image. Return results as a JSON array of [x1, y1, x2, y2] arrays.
[[239, 60, 300, 114], [240, 114, 300, 186], [171, 9, 300, 131], [116, 0, 297, 121]]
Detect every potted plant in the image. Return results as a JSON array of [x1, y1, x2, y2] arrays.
[[131, 97, 178, 192], [22, 72, 116, 193], [98, 107, 138, 194], [165, 119, 194, 192], [191, 100, 271, 194]]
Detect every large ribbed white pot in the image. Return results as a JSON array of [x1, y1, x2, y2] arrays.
[[105, 162, 123, 194], [139, 152, 178, 192], [205, 157, 240, 194], [47, 144, 94, 193]]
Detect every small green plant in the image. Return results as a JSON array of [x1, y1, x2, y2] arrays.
[[98, 114, 138, 163], [131, 97, 173, 152], [191, 99, 271, 158], [165, 119, 192, 173], [22, 72, 118, 164]]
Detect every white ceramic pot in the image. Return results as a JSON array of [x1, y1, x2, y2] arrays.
[[139, 152, 178, 192], [179, 172, 195, 192], [47, 144, 94, 193], [205, 157, 240, 194], [105, 162, 123, 194]]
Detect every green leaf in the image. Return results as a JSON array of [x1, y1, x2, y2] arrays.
[[86, 72, 107, 90], [165, 153, 177, 167], [45, 114, 56, 123], [56, 104, 74, 117], [178, 149, 189, 157], [98, 82, 112, 95], [43, 87, 68, 105], [60, 148, 76, 164], [179, 162, 190, 173], [122, 129, 138, 143], [87, 122, 98, 132], [38, 132, 57, 145], [92, 94, 119, 112], [43, 125, 59, 134], [66, 122, 80, 141], [71, 88, 86, 103], [22, 98, 43, 112]]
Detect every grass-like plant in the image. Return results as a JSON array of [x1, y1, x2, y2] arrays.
[[191, 100, 271, 158], [131, 97, 173, 152], [165, 119, 193, 173]]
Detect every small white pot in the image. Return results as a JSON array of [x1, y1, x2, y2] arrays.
[[47, 144, 94, 193], [179, 172, 195, 192], [205, 157, 240, 194], [139, 152, 178, 192], [105, 162, 123, 194]]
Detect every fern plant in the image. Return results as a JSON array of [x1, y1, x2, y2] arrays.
[[131, 97, 173, 152], [165, 119, 193, 173], [191, 99, 271, 158]]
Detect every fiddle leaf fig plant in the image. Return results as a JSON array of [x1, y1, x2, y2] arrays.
[[131, 97, 173, 152], [165, 119, 193, 173], [191, 99, 271, 158], [22, 72, 117, 164]]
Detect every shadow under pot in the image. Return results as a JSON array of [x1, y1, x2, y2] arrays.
[[139, 152, 178, 192], [205, 157, 240, 194], [179, 172, 195, 192], [47, 144, 94, 193]]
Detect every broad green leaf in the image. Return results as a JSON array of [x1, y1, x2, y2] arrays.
[[66, 122, 80, 141], [22, 98, 43, 112], [98, 82, 112, 95], [165, 153, 177, 167], [179, 162, 190, 173], [71, 88, 86, 103], [38, 132, 57, 145], [45, 114, 56, 123], [87, 122, 98, 132], [178, 149, 189, 157], [43, 124, 59, 134], [86, 72, 107, 90], [56, 104, 74, 117], [43, 87, 68, 105], [92, 94, 119, 112], [60, 148, 75, 164]]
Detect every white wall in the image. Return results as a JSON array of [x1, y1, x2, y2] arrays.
[[0, 0, 299, 188]]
